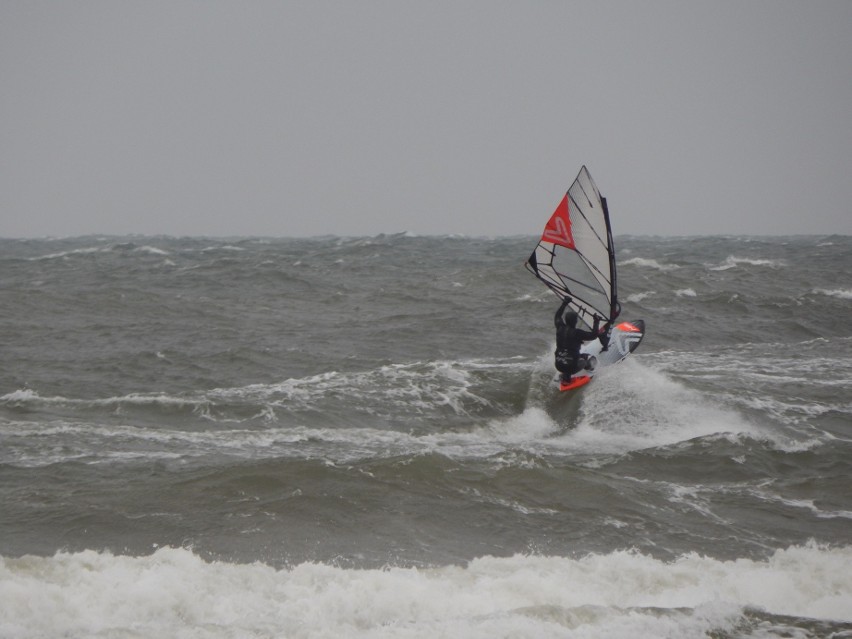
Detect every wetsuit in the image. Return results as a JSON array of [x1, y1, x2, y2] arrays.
[[554, 298, 600, 380]]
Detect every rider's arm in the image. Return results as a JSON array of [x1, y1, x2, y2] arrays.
[[554, 297, 571, 327], [577, 316, 601, 341]]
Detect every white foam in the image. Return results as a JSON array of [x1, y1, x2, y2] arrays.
[[0, 411, 556, 468], [135, 245, 169, 255], [514, 291, 550, 303], [210, 358, 524, 417], [813, 288, 852, 300], [626, 291, 655, 303], [5, 350, 841, 466], [620, 257, 678, 271], [3, 356, 788, 467], [641, 348, 852, 444], [483, 407, 559, 444], [738, 395, 850, 430], [557, 360, 760, 455], [26, 243, 173, 260], [722, 476, 852, 520], [0, 389, 41, 403], [675, 288, 697, 297], [1, 544, 849, 638], [5, 372, 746, 467], [709, 256, 783, 271], [0, 388, 209, 411], [200, 244, 246, 252], [1, 357, 522, 418], [28, 246, 106, 260]]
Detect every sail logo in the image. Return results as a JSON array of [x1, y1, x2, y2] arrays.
[[542, 194, 575, 249]]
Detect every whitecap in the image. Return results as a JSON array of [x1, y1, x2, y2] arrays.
[[556, 359, 761, 455], [813, 288, 852, 300], [709, 256, 784, 271], [1, 543, 849, 637], [28, 247, 105, 261], [748, 492, 852, 520], [135, 245, 170, 256], [620, 257, 678, 271], [626, 291, 655, 303]]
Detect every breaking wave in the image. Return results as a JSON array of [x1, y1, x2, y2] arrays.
[[709, 256, 784, 271], [1, 543, 849, 638], [813, 288, 852, 300], [620, 257, 678, 271]]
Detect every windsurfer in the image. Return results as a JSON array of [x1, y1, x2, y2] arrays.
[[554, 297, 600, 381]]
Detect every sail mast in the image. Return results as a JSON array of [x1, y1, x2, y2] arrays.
[[600, 195, 619, 321]]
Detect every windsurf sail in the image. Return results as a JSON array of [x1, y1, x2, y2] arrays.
[[525, 166, 619, 331]]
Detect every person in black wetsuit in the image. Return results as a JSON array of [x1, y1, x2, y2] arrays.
[[554, 297, 600, 381]]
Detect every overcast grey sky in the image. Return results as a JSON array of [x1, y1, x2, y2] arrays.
[[2, 1, 850, 238]]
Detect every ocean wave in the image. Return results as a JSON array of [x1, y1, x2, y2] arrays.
[[0, 407, 562, 468], [1, 357, 526, 421], [27, 246, 107, 261], [201, 245, 246, 252], [514, 292, 550, 303], [208, 358, 526, 417], [709, 256, 784, 271], [0, 356, 770, 467], [625, 291, 655, 303], [7, 356, 817, 467], [746, 492, 852, 521], [0, 388, 210, 412], [620, 257, 678, 271], [1, 543, 849, 638], [812, 288, 852, 300], [26, 242, 170, 261], [560, 360, 764, 455], [134, 245, 169, 255]]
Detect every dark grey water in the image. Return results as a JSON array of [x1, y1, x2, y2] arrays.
[[1, 234, 850, 637]]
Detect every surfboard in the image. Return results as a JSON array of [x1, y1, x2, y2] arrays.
[[525, 166, 647, 391]]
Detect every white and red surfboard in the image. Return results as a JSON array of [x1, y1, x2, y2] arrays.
[[557, 319, 646, 391]]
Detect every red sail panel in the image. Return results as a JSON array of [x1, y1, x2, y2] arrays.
[[541, 194, 575, 249]]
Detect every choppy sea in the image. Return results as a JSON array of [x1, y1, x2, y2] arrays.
[[1, 234, 850, 638]]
